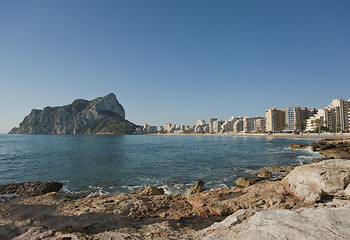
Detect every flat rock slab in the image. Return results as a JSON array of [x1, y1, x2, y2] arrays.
[[199, 203, 350, 240], [282, 159, 350, 203], [0, 182, 63, 197]]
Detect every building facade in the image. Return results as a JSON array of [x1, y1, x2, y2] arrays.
[[305, 98, 350, 132], [265, 108, 286, 132], [255, 118, 266, 132]]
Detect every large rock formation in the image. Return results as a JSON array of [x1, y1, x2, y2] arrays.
[[311, 138, 350, 159], [198, 202, 350, 240], [282, 159, 350, 203], [9, 93, 138, 135]]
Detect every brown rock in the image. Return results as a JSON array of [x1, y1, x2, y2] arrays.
[[12, 227, 54, 240], [311, 139, 350, 159], [0, 182, 63, 197], [250, 165, 293, 180], [310, 157, 334, 164], [137, 186, 164, 196], [289, 143, 309, 150], [235, 177, 263, 188], [320, 149, 350, 159], [257, 171, 272, 179], [188, 181, 205, 194], [0, 178, 309, 239]]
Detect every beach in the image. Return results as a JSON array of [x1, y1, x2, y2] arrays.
[[157, 132, 350, 139]]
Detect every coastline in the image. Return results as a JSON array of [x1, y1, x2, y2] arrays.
[[152, 132, 350, 139], [1, 138, 350, 239]]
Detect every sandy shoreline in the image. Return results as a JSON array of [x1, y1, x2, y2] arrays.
[[153, 132, 350, 139]]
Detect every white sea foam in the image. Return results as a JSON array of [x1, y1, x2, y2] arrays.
[[161, 183, 192, 195], [209, 183, 230, 191], [88, 185, 107, 195]]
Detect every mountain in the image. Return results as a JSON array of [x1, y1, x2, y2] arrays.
[[9, 93, 139, 135]]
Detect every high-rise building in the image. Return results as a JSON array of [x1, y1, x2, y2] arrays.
[[195, 119, 209, 133], [265, 108, 286, 132], [326, 98, 350, 131], [255, 118, 266, 133], [208, 118, 217, 133], [243, 117, 255, 133], [164, 123, 173, 133], [213, 120, 222, 133], [232, 119, 243, 133], [285, 106, 302, 132], [305, 98, 350, 132], [158, 126, 165, 133], [220, 116, 242, 133], [305, 109, 327, 132]]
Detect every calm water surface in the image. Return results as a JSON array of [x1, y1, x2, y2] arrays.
[[0, 134, 322, 194]]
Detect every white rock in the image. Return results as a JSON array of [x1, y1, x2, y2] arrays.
[[282, 159, 350, 203], [198, 203, 350, 240], [199, 209, 255, 235]]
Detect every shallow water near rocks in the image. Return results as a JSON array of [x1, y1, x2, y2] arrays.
[[0, 134, 322, 194]]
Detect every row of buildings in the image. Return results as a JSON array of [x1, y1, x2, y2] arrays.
[[265, 107, 317, 132], [305, 98, 350, 132], [139, 98, 350, 134]]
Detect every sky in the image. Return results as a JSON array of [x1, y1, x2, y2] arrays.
[[0, 0, 349, 133]]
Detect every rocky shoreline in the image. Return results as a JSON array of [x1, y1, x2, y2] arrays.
[[1, 138, 350, 239]]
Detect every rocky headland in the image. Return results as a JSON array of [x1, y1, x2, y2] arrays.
[[9, 93, 138, 135], [1, 138, 350, 239]]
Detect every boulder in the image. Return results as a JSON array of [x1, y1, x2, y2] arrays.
[[250, 165, 294, 178], [188, 181, 204, 194], [235, 177, 263, 188], [0, 182, 63, 197], [320, 149, 350, 159], [257, 171, 272, 179], [289, 143, 309, 150], [311, 139, 350, 159], [310, 157, 334, 164], [137, 186, 164, 196], [282, 159, 350, 203], [198, 203, 350, 240], [319, 143, 335, 151]]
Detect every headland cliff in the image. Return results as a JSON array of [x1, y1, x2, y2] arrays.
[[9, 93, 138, 135]]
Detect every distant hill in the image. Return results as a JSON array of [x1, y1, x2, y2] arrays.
[[9, 93, 139, 135]]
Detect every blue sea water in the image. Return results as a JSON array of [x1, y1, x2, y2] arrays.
[[0, 134, 322, 194]]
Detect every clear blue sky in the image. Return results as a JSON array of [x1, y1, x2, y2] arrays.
[[1, 0, 349, 133]]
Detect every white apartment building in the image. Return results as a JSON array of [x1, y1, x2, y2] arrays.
[[255, 118, 266, 132], [243, 117, 255, 133], [232, 119, 243, 133], [265, 108, 286, 132], [213, 120, 222, 133], [285, 106, 301, 132], [305, 109, 326, 132], [195, 119, 209, 133], [306, 98, 350, 132], [220, 116, 242, 133]]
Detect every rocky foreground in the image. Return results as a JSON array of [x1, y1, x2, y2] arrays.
[[1, 138, 350, 239]]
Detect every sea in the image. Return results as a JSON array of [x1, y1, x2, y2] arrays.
[[0, 134, 323, 195]]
